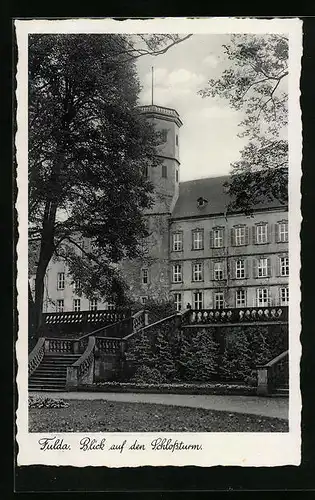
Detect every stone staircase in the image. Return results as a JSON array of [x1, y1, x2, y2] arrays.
[[28, 353, 81, 392], [272, 383, 289, 397]]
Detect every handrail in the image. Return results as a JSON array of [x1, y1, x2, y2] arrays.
[[66, 336, 96, 387], [72, 336, 96, 368], [28, 337, 45, 376], [256, 350, 289, 396], [132, 309, 145, 320], [123, 313, 178, 341], [77, 309, 143, 342], [77, 321, 123, 341], [260, 350, 289, 368]]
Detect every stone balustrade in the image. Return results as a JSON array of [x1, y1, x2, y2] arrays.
[[43, 309, 130, 326], [95, 336, 122, 354], [45, 338, 74, 353], [28, 337, 45, 376], [184, 306, 288, 326]]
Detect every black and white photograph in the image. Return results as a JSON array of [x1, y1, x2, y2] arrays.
[[16, 17, 302, 467]]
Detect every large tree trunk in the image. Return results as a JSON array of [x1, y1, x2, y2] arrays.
[[34, 199, 58, 333]]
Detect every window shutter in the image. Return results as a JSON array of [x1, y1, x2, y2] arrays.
[[276, 255, 280, 277], [230, 259, 235, 279], [223, 260, 227, 280], [245, 258, 249, 278], [209, 260, 214, 281], [267, 257, 272, 277], [267, 224, 271, 243], [230, 228, 235, 246], [252, 226, 256, 245], [252, 258, 257, 278], [209, 231, 214, 248], [274, 223, 279, 243], [222, 228, 225, 247], [245, 226, 249, 245]]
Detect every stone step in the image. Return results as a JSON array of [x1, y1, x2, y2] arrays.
[[29, 387, 65, 392], [272, 388, 289, 397], [40, 361, 79, 366], [29, 376, 66, 381], [43, 356, 81, 361]]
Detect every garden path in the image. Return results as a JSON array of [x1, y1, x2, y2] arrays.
[[31, 391, 289, 420]]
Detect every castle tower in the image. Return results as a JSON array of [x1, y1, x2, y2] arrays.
[[138, 105, 182, 213], [120, 104, 183, 304]]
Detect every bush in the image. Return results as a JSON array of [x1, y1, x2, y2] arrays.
[[130, 366, 166, 384], [28, 395, 69, 409]]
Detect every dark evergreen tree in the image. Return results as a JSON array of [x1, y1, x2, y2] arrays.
[[155, 330, 176, 382], [219, 331, 252, 382]]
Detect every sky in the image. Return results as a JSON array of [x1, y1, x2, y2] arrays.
[[136, 35, 248, 182]]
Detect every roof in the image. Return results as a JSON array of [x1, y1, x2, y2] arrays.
[[171, 175, 286, 219]]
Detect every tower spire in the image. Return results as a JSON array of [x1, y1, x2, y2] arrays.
[[151, 66, 154, 105]]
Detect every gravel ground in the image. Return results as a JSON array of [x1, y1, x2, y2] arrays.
[[29, 399, 288, 433]]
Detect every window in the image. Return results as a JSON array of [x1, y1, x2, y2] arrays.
[[161, 129, 168, 142], [162, 164, 167, 178], [236, 290, 246, 308], [235, 259, 245, 279], [73, 279, 81, 292], [213, 261, 224, 280], [280, 287, 289, 306], [172, 263, 182, 283], [192, 262, 203, 281], [57, 272, 65, 290], [73, 299, 81, 312], [193, 291, 203, 310], [176, 170, 179, 182], [144, 165, 148, 178], [234, 226, 246, 246], [141, 268, 148, 284], [277, 221, 288, 242], [107, 302, 115, 310], [56, 299, 64, 312], [256, 224, 268, 244], [256, 288, 270, 307], [90, 298, 98, 311], [212, 228, 224, 248], [172, 232, 183, 252], [214, 292, 224, 309], [192, 230, 204, 250], [176, 134, 179, 146], [141, 296, 148, 304], [174, 293, 182, 311], [257, 258, 269, 278], [280, 256, 289, 276]]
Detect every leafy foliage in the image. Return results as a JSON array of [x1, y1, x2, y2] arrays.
[[29, 395, 69, 408], [29, 34, 163, 327], [199, 34, 288, 213], [131, 296, 177, 324]]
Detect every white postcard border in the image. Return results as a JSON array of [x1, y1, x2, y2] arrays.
[[16, 17, 302, 468]]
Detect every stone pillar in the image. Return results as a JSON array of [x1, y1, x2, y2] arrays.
[[257, 367, 269, 396], [66, 366, 78, 389], [73, 340, 80, 354]]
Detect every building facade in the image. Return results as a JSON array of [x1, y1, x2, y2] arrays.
[[32, 104, 288, 313]]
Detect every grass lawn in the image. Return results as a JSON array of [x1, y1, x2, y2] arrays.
[[29, 399, 288, 432]]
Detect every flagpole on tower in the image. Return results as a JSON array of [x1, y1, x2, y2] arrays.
[[151, 66, 154, 105]]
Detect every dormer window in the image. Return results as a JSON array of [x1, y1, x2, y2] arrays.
[[197, 197, 208, 208]]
